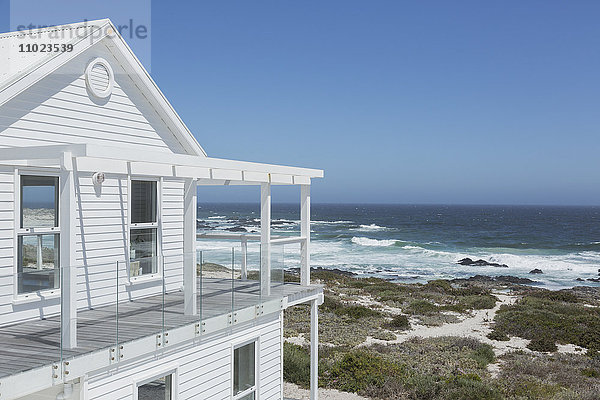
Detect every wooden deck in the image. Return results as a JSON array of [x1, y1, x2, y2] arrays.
[[0, 278, 320, 379]]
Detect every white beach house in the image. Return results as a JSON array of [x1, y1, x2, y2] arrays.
[[0, 19, 323, 400]]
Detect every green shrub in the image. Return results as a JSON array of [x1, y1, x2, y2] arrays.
[[492, 295, 600, 352], [527, 336, 558, 352], [529, 290, 580, 303], [487, 330, 510, 341], [581, 368, 600, 378], [407, 300, 439, 315], [325, 350, 404, 392], [460, 294, 498, 310], [441, 376, 503, 400], [283, 342, 310, 388], [470, 345, 496, 367], [424, 279, 453, 293], [322, 295, 381, 319], [388, 314, 411, 330]]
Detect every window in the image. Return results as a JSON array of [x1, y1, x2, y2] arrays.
[[233, 341, 256, 400], [130, 180, 158, 278], [137, 374, 172, 400], [17, 175, 60, 295]]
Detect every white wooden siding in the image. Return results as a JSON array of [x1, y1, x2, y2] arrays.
[[0, 168, 16, 323], [162, 179, 185, 292], [0, 39, 187, 154], [86, 314, 283, 400], [75, 173, 128, 309]]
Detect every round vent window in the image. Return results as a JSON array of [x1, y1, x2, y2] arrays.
[[85, 58, 114, 99]]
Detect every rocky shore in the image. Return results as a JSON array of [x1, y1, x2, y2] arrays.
[[283, 269, 600, 400]]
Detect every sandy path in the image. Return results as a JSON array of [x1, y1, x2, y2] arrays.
[[361, 293, 530, 356], [284, 382, 370, 400]]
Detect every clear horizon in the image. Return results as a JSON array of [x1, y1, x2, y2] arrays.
[[2, 1, 599, 205]]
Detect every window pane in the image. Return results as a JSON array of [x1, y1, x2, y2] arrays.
[[21, 176, 58, 228], [130, 228, 157, 275], [18, 234, 60, 294], [138, 375, 172, 400], [234, 342, 256, 395], [131, 181, 157, 224]]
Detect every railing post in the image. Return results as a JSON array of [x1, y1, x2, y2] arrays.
[[300, 184, 311, 286], [183, 178, 198, 315], [240, 236, 248, 280], [60, 153, 77, 349], [260, 183, 271, 296]]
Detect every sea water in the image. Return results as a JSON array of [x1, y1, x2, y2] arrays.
[[197, 204, 600, 289]]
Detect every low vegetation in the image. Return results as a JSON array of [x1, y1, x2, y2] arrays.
[[283, 269, 600, 399], [488, 289, 600, 355]]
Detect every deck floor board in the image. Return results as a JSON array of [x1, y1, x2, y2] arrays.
[[0, 278, 319, 379]]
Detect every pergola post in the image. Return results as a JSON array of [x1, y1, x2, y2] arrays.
[[300, 184, 311, 286], [260, 183, 271, 297], [60, 152, 77, 349], [183, 178, 197, 315]]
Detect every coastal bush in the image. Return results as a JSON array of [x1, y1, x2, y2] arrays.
[[487, 330, 510, 341], [459, 294, 498, 310], [581, 368, 600, 378], [406, 299, 439, 315], [497, 351, 600, 398], [371, 329, 397, 341], [527, 289, 580, 303], [322, 295, 382, 319], [387, 314, 411, 330], [324, 350, 405, 392], [469, 344, 496, 367], [490, 295, 600, 352], [283, 342, 310, 388], [527, 336, 558, 352]]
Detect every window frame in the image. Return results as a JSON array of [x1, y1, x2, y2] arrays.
[[231, 336, 260, 400], [14, 170, 61, 300], [132, 364, 179, 400], [128, 177, 162, 284]]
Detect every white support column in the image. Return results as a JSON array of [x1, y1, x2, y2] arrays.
[[240, 236, 248, 280], [310, 298, 319, 400], [300, 184, 311, 286], [60, 152, 77, 349], [183, 178, 198, 315], [260, 183, 271, 297]]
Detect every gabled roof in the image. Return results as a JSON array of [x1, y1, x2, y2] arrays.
[[0, 19, 207, 157]]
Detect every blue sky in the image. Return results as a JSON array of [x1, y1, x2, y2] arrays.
[[1, 1, 599, 205]]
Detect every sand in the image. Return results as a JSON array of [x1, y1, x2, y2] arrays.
[[284, 382, 370, 400]]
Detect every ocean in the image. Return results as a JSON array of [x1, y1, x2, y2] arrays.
[[196, 203, 600, 289]]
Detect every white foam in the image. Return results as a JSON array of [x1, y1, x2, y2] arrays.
[[353, 224, 389, 231], [351, 236, 398, 247]]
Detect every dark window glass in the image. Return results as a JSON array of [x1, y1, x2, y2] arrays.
[[138, 375, 172, 400], [131, 181, 157, 224], [21, 176, 58, 228]]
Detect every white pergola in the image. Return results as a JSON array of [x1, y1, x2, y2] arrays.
[[0, 143, 323, 400]]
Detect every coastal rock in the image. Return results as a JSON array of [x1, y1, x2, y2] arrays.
[[576, 278, 585, 282], [225, 226, 247, 232], [457, 258, 508, 268], [452, 275, 536, 285], [286, 266, 357, 277], [587, 278, 600, 283], [495, 275, 536, 284], [529, 269, 543, 274]]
